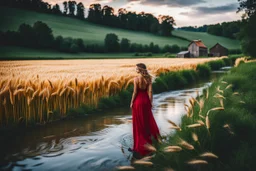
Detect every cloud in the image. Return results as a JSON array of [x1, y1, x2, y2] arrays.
[[127, 0, 206, 7], [180, 3, 239, 16]]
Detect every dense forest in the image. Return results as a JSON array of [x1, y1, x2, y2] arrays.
[[178, 21, 241, 39], [0, 0, 175, 37], [177, 25, 208, 32]]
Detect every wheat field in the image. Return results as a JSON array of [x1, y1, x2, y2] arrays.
[[0, 58, 222, 125]]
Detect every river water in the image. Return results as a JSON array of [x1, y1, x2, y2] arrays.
[[0, 71, 227, 171]]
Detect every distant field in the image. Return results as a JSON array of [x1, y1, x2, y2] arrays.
[[0, 58, 223, 81], [0, 6, 240, 49]]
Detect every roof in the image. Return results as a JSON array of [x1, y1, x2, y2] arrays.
[[210, 43, 228, 50], [178, 51, 190, 55], [188, 40, 207, 48]]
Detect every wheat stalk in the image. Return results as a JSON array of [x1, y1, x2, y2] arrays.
[[164, 146, 182, 152], [116, 166, 135, 170], [187, 159, 208, 165], [133, 160, 153, 166], [200, 152, 218, 158], [179, 139, 194, 150], [187, 123, 203, 128], [192, 132, 198, 142]]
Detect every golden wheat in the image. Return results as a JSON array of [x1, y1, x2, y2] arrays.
[[116, 166, 135, 170], [144, 143, 157, 152], [133, 160, 154, 166], [164, 146, 182, 152], [187, 159, 208, 165], [187, 123, 203, 128], [200, 152, 218, 158], [179, 139, 194, 150], [192, 132, 199, 142], [0, 58, 222, 125]]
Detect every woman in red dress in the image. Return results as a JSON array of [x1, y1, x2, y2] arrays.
[[129, 63, 160, 157]]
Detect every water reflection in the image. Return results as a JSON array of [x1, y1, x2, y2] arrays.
[[0, 71, 226, 171]]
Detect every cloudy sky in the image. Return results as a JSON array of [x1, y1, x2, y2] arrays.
[[45, 0, 242, 27]]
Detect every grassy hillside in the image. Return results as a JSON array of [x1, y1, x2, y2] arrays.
[[173, 30, 241, 49], [0, 7, 188, 47], [0, 6, 240, 49]]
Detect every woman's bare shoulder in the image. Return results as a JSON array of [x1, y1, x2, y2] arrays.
[[134, 76, 139, 83]]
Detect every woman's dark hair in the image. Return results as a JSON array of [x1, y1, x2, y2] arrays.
[[136, 63, 152, 84]]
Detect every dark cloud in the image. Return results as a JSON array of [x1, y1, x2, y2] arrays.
[[180, 3, 239, 16], [196, 3, 238, 14], [127, 0, 206, 7]]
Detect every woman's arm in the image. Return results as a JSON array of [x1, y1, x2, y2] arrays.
[[130, 78, 138, 108], [148, 82, 153, 105]]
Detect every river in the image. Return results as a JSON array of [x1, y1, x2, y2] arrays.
[[0, 70, 228, 171]]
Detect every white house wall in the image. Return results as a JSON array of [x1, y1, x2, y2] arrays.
[[188, 43, 199, 57]]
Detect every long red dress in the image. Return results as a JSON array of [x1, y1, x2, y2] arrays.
[[132, 82, 160, 156]]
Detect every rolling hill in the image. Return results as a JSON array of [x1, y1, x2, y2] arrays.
[[0, 6, 241, 50]]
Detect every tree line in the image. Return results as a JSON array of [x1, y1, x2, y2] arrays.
[[0, 21, 187, 54], [207, 21, 241, 39], [237, 0, 256, 57], [177, 25, 208, 32], [0, 0, 175, 37], [178, 21, 241, 39], [0, 0, 85, 18]]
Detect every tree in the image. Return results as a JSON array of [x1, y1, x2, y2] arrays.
[[120, 38, 130, 52], [150, 21, 160, 34], [52, 4, 62, 15], [162, 44, 171, 53], [60, 38, 72, 52], [63, 1, 68, 15], [171, 44, 180, 53], [158, 15, 175, 36], [54, 35, 64, 50], [75, 38, 85, 51], [118, 8, 127, 28], [238, 0, 256, 17], [104, 33, 119, 52], [18, 23, 36, 47], [126, 12, 137, 30], [70, 43, 80, 53], [33, 21, 54, 48], [76, 2, 85, 19], [207, 24, 222, 36], [237, 0, 256, 57], [149, 42, 155, 52], [102, 5, 115, 26], [68, 1, 77, 16], [88, 4, 102, 24], [2, 31, 20, 46], [153, 44, 160, 53]]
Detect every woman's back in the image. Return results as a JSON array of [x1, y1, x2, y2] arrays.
[[136, 76, 150, 91]]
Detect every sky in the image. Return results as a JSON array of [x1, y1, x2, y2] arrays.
[[45, 0, 242, 27]]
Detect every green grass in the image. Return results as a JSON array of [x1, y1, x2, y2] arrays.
[[0, 7, 188, 47], [0, 46, 170, 59], [146, 62, 256, 171], [173, 30, 241, 49], [0, 6, 240, 50]]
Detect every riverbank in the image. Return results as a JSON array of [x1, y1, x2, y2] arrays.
[[134, 61, 256, 171]]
